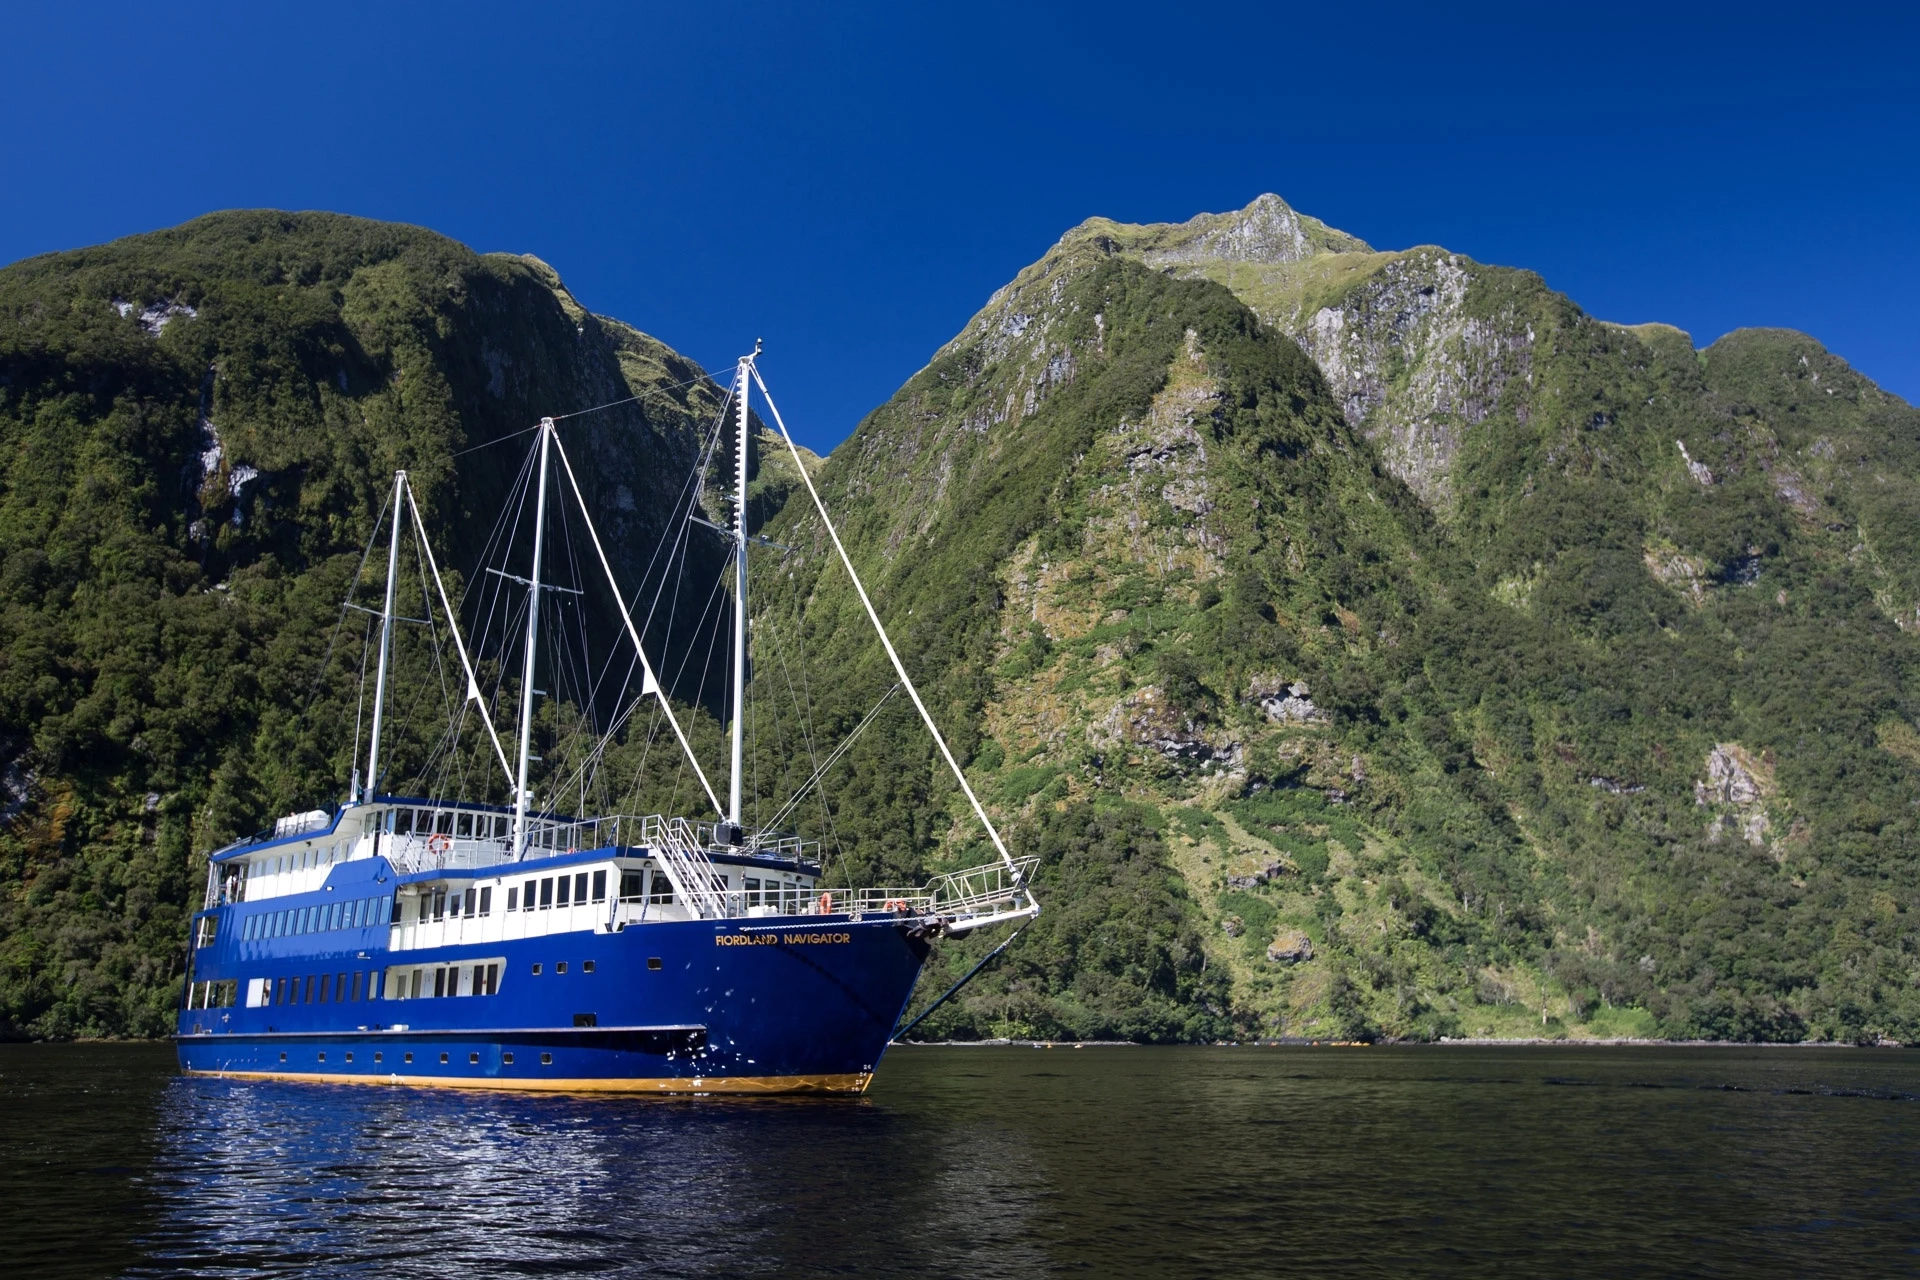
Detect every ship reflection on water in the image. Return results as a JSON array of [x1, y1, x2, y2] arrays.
[[7, 1042, 1918, 1279]]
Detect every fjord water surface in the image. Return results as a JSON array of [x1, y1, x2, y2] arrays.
[[2, 1042, 1916, 1278]]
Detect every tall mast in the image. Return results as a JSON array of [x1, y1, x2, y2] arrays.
[[727, 352, 754, 834], [514, 419, 553, 858], [363, 470, 405, 802]]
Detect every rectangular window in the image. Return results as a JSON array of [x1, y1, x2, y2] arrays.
[[325, 902, 339, 931], [574, 872, 588, 904], [395, 810, 413, 835], [540, 877, 553, 908], [479, 887, 492, 917], [435, 811, 453, 835], [243, 914, 257, 941], [273, 976, 286, 1004], [351, 971, 363, 1002], [318, 974, 331, 1003], [485, 962, 499, 995], [557, 876, 571, 908], [507, 886, 518, 912], [434, 968, 446, 998], [456, 813, 472, 839], [745, 877, 761, 906], [431, 890, 444, 922], [620, 871, 642, 900], [649, 873, 673, 906], [591, 870, 606, 903], [348, 898, 362, 928], [302, 906, 316, 933], [368, 971, 382, 1000], [556, 961, 568, 975], [464, 888, 476, 918], [303, 975, 315, 1003], [336, 972, 347, 1001], [390, 897, 402, 924]]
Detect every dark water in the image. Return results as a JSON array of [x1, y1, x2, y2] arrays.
[[2, 1043, 1917, 1277]]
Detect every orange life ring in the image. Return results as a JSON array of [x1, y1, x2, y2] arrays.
[[427, 833, 452, 855], [818, 892, 833, 915]]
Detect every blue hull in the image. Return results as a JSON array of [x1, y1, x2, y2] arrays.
[[177, 912, 931, 1093]]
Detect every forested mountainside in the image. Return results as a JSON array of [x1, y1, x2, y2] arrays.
[[751, 195, 1920, 1045], [4, 199, 1917, 1046], [0, 212, 735, 1037]]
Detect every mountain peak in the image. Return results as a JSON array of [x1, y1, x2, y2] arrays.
[[1063, 193, 1373, 268]]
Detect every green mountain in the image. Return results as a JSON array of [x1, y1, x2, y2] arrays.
[[0, 211, 733, 1037], [747, 194, 1920, 1045], [5, 197, 1918, 1046]]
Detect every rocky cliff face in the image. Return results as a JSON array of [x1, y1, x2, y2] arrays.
[[757, 194, 1920, 1047]]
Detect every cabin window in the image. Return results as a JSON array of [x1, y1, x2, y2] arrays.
[[395, 810, 414, 835], [345, 1052, 353, 1063], [273, 977, 286, 1004], [482, 963, 499, 995], [390, 898, 403, 924], [478, 887, 492, 917], [648, 874, 673, 906], [591, 870, 607, 903], [368, 971, 382, 999], [575, 872, 589, 903], [556, 877, 571, 908], [556, 962, 567, 975], [503, 1052, 515, 1065], [582, 960, 595, 974], [456, 813, 473, 839], [352, 972, 364, 1002], [469, 1052, 479, 1064], [317, 1052, 326, 1063], [303, 975, 315, 1003], [540, 1053, 552, 1065], [647, 957, 663, 971], [507, 886, 518, 911], [404, 1052, 414, 1064], [619, 872, 643, 900], [745, 877, 761, 906], [531, 963, 542, 976], [317, 975, 330, 1003], [539, 878, 554, 909], [433, 968, 446, 998], [464, 888, 477, 918], [375, 1052, 383, 1064], [435, 811, 453, 835], [336, 972, 347, 1000]]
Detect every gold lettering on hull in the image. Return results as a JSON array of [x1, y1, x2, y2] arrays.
[[713, 931, 853, 946]]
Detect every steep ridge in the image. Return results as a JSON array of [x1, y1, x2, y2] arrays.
[[755, 196, 1920, 1044], [0, 212, 733, 1036]]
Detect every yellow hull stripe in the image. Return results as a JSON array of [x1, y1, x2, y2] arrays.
[[182, 1067, 872, 1095]]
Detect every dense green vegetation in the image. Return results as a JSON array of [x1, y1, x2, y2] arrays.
[[3, 200, 1917, 1045], [0, 212, 729, 1037]]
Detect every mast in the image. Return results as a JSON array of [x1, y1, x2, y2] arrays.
[[727, 349, 755, 836], [514, 419, 554, 858], [363, 470, 405, 802]]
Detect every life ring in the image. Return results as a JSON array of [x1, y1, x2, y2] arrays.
[[427, 833, 452, 855], [818, 892, 833, 915]]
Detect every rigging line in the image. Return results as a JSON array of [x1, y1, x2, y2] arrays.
[[762, 683, 900, 836], [404, 479, 515, 789], [548, 427, 725, 818], [751, 363, 1026, 881], [891, 924, 1031, 1044], [440, 369, 721, 460], [302, 485, 395, 718]]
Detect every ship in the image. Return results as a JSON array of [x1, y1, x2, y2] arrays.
[[175, 348, 1038, 1093]]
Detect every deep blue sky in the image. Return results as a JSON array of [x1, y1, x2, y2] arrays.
[[4, 2, 1914, 452]]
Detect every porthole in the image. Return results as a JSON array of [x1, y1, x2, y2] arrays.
[[531, 963, 542, 976], [469, 1052, 479, 1064], [279, 1052, 287, 1062], [439, 1052, 450, 1064], [345, 1052, 353, 1063], [317, 1052, 326, 1063], [556, 961, 568, 975], [404, 1052, 413, 1064], [540, 1052, 553, 1065], [647, 957, 662, 971], [503, 1052, 515, 1065], [374, 1052, 383, 1064], [583, 960, 595, 974]]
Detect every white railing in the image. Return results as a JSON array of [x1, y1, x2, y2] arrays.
[[649, 816, 728, 920]]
